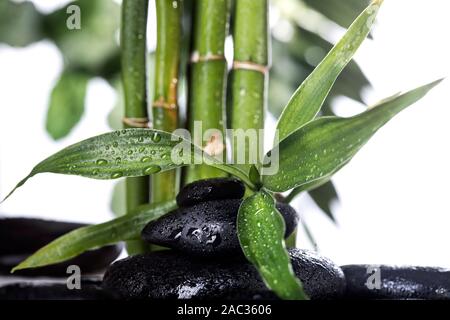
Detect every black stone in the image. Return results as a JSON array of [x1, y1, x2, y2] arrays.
[[102, 249, 345, 300], [342, 264, 450, 300], [176, 178, 245, 207], [0, 280, 113, 300], [218, 289, 279, 300], [275, 202, 299, 238], [0, 218, 123, 276], [141, 199, 298, 257], [0, 218, 85, 255]]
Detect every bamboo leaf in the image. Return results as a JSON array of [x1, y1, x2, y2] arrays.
[[276, 0, 383, 141], [12, 200, 177, 272], [264, 80, 442, 192], [237, 190, 308, 300], [286, 180, 339, 223], [2, 129, 255, 202], [303, 0, 371, 30], [46, 71, 89, 140], [110, 180, 126, 217], [309, 181, 339, 222], [299, 217, 318, 252]]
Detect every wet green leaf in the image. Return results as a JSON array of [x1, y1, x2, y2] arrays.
[[12, 200, 177, 272], [264, 80, 442, 192], [46, 71, 89, 140], [276, 0, 383, 141], [237, 190, 308, 300], [249, 165, 262, 188], [3, 129, 255, 201]]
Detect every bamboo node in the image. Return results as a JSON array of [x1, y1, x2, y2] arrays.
[[152, 100, 178, 110], [122, 117, 150, 128], [190, 51, 226, 64], [203, 133, 225, 157], [233, 60, 269, 74]]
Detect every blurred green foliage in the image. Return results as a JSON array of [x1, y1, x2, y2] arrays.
[[0, 0, 371, 229], [0, 0, 120, 140]]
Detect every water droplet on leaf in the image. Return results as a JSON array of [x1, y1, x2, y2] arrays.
[[144, 165, 161, 175], [96, 159, 108, 165], [111, 172, 123, 179], [151, 132, 161, 143]]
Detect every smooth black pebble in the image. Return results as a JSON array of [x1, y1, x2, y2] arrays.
[[0, 217, 123, 276], [342, 264, 450, 300], [0, 280, 113, 300], [102, 249, 345, 300], [176, 178, 245, 207], [141, 199, 298, 257]]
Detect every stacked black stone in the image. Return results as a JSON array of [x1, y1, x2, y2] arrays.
[[102, 178, 347, 300], [142, 178, 297, 257]]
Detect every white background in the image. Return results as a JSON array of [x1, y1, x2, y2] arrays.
[[0, 0, 449, 268]]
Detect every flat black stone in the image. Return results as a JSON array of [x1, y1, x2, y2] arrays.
[[102, 249, 345, 300], [0, 218, 123, 276], [0, 280, 113, 300], [141, 199, 298, 257], [0, 244, 123, 277], [0, 218, 85, 255], [342, 264, 450, 300], [176, 178, 245, 207]]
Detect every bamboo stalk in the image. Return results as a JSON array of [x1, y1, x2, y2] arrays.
[[151, 0, 182, 203], [230, 0, 269, 171], [121, 0, 150, 254], [184, 0, 231, 184]]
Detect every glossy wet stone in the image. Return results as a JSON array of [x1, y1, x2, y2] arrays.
[[0, 244, 123, 276], [102, 249, 345, 300], [0, 218, 123, 276], [342, 265, 450, 300], [0, 280, 113, 300], [176, 178, 246, 207], [141, 199, 298, 257]]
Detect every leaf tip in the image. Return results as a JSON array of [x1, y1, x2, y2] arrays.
[[10, 264, 23, 274], [430, 78, 445, 88], [1, 173, 34, 205]]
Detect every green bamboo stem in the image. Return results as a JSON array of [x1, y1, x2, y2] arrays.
[[151, 0, 182, 203], [230, 0, 269, 171], [184, 0, 230, 184], [121, 0, 150, 254]]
